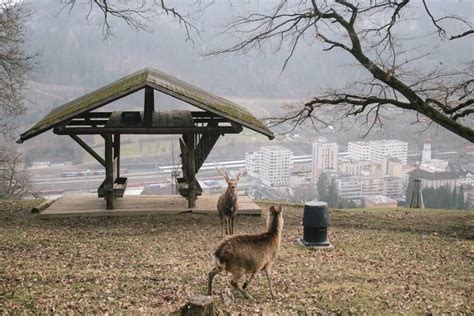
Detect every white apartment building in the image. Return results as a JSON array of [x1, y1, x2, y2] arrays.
[[259, 146, 293, 187], [414, 164, 469, 189], [369, 140, 408, 164], [348, 140, 408, 165], [245, 151, 261, 177], [421, 140, 432, 162], [337, 175, 362, 199], [348, 141, 371, 161], [384, 176, 403, 197], [361, 176, 385, 196], [337, 175, 403, 200], [312, 137, 338, 181]]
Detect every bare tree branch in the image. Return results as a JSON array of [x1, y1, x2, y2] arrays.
[[450, 29, 474, 40], [59, 0, 201, 39], [214, 0, 474, 142], [0, 146, 30, 198]]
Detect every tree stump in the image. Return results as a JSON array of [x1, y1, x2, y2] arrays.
[[180, 295, 215, 316]]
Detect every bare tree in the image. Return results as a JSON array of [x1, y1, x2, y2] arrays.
[[0, 146, 30, 198], [210, 0, 473, 142], [58, 0, 204, 39], [0, 1, 35, 138]]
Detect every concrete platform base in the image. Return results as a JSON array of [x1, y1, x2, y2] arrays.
[[38, 194, 261, 219], [297, 238, 334, 249]]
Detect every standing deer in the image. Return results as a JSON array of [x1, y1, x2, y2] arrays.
[[216, 168, 243, 237], [208, 205, 284, 299]]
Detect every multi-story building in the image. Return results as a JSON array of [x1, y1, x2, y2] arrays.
[[369, 140, 408, 164], [337, 174, 403, 200], [360, 160, 384, 176], [383, 176, 403, 198], [421, 140, 432, 162], [348, 140, 408, 165], [259, 146, 293, 187], [337, 175, 362, 199], [383, 158, 403, 178], [338, 158, 362, 176], [348, 141, 371, 161], [414, 164, 469, 189], [361, 176, 385, 196], [245, 151, 261, 177], [312, 137, 338, 181]]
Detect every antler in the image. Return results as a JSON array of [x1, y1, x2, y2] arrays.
[[216, 167, 230, 181], [235, 168, 246, 182]]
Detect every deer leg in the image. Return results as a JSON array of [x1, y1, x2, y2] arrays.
[[242, 273, 256, 290], [230, 273, 250, 299], [208, 266, 222, 296], [264, 266, 275, 299], [230, 216, 233, 235], [221, 218, 224, 238]]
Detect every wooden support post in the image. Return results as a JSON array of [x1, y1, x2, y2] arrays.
[[104, 133, 115, 210], [183, 133, 196, 208], [69, 134, 106, 167], [144, 86, 154, 127], [194, 134, 220, 173], [179, 137, 188, 181], [114, 133, 120, 179]]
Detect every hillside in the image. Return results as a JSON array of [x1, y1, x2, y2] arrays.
[[0, 200, 472, 314]]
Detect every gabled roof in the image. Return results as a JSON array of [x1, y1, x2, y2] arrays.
[[17, 68, 274, 143]]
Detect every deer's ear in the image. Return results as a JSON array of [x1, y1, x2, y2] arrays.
[[269, 206, 276, 213], [277, 205, 282, 214]]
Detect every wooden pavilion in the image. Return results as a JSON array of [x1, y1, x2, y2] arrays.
[[17, 68, 274, 210]]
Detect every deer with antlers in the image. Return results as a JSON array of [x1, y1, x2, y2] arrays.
[[216, 168, 243, 237]]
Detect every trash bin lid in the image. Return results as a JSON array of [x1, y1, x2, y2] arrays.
[[305, 200, 328, 207]]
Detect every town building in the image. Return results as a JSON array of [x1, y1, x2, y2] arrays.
[[347, 139, 408, 164], [421, 140, 432, 162], [413, 163, 469, 189], [337, 175, 362, 200], [369, 140, 408, 164], [258, 146, 293, 187], [348, 141, 371, 161], [312, 137, 338, 181], [336, 174, 403, 200], [338, 158, 362, 176], [383, 176, 403, 198], [245, 151, 261, 177], [382, 158, 403, 178]]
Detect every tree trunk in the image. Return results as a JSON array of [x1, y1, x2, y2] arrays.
[[179, 295, 215, 316]]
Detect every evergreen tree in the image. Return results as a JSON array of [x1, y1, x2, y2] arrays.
[[326, 177, 339, 207], [456, 186, 466, 210], [452, 186, 458, 208], [317, 172, 329, 202], [405, 174, 414, 207]]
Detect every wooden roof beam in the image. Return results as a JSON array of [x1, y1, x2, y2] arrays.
[[53, 125, 242, 135]]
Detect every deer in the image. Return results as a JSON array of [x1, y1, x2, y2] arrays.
[[207, 205, 284, 299], [216, 168, 243, 237]]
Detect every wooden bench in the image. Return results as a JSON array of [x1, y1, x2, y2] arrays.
[[98, 177, 128, 198]]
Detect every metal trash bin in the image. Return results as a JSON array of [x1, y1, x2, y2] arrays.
[[299, 200, 333, 248]]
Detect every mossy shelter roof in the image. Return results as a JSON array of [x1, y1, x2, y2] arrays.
[[17, 68, 274, 143]]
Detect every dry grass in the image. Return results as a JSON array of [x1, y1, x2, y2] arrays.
[[0, 199, 472, 314]]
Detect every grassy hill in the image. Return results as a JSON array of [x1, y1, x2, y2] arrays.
[[0, 200, 472, 314]]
